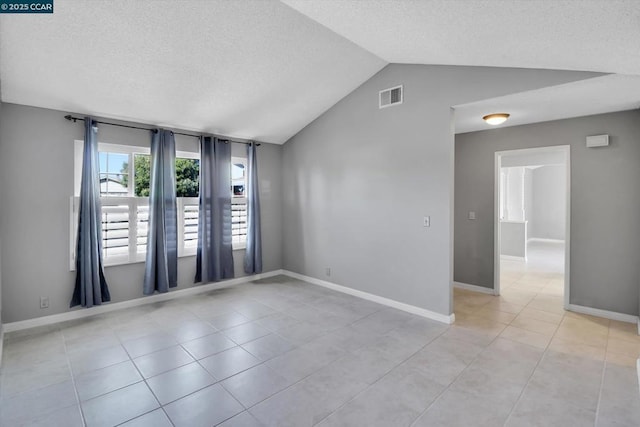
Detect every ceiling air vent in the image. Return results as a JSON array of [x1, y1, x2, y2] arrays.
[[379, 85, 403, 109]]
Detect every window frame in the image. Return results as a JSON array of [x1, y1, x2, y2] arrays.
[[231, 157, 248, 250], [71, 141, 200, 270]]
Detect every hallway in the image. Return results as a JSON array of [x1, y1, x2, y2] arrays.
[[453, 241, 640, 425]]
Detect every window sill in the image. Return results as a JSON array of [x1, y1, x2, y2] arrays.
[[72, 252, 197, 271], [104, 252, 197, 268], [72, 246, 247, 271]]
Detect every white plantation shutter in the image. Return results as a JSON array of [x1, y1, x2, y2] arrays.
[[179, 198, 199, 255], [101, 204, 130, 260], [136, 202, 149, 259], [231, 199, 248, 247]]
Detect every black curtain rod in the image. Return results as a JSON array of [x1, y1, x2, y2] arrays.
[[64, 115, 259, 146]]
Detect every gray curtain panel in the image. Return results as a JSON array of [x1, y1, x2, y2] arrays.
[[244, 143, 262, 274], [144, 129, 178, 295], [70, 117, 111, 308], [196, 136, 234, 282]]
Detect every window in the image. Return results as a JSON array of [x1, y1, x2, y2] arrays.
[[71, 142, 199, 268], [71, 142, 249, 269], [231, 158, 248, 249]]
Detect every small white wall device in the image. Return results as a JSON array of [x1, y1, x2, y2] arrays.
[[586, 134, 609, 148]]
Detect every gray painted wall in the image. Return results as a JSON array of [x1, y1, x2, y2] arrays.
[[531, 165, 566, 240], [454, 110, 640, 315], [282, 63, 598, 317], [500, 221, 527, 258], [524, 168, 533, 223], [0, 98, 3, 332], [0, 103, 283, 323]]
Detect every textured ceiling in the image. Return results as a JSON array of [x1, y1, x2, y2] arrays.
[[1, 0, 639, 143], [0, 0, 385, 144], [282, 0, 640, 133], [282, 0, 640, 74], [454, 74, 640, 134]]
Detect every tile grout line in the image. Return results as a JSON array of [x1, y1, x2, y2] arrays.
[[100, 316, 167, 427], [409, 286, 530, 426], [234, 298, 395, 418], [593, 324, 611, 426], [116, 280, 389, 425], [409, 298, 557, 427], [61, 331, 88, 427], [452, 274, 565, 426], [199, 285, 391, 422], [11, 280, 367, 427], [501, 271, 566, 426], [12, 275, 618, 427], [501, 307, 564, 425], [109, 295, 259, 425], [313, 323, 450, 426]]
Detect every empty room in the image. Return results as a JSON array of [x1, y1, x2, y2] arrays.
[[0, 1, 639, 426]]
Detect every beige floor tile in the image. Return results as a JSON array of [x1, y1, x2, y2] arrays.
[[510, 285, 546, 295], [608, 320, 640, 343], [452, 302, 479, 315], [526, 300, 565, 315], [458, 295, 494, 307], [500, 326, 551, 350], [560, 316, 609, 336], [564, 311, 611, 328], [499, 290, 537, 306], [473, 308, 517, 324], [518, 307, 564, 325], [514, 276, 549, 286], [501, 272, 524, 282], [548, 338, 605, 361], [483, 300, 525, 315], [454, 315, 508, 337], [530, 294, 564, 305], [604, 351, 638, 368], [510, 316, 558, 337], [538, 282, 564, 296], [7, 270, 640, 427], [554, 325, 608, 348], [606, 337, 640, 359], [452, 311, 475, 322]]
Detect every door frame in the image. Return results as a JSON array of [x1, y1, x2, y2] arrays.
[[494, 145, 571, 308]]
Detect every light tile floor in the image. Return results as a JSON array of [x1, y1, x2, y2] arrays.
[[1, 271, 638, 426]]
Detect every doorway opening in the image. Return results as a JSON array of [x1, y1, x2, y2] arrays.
[[494, 146, 570, 308]]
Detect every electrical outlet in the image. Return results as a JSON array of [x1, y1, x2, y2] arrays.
[[325, 267, 331, 277], [40, 296, 50, 309]]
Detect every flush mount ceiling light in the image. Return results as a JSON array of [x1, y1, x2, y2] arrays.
[[483, 113, 510, 125]]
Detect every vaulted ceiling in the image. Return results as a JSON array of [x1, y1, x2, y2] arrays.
[[1, 0, 639, 143]]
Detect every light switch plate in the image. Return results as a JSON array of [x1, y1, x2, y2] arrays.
[[468, 211, 476, 220], [423, 216, 430, 227]]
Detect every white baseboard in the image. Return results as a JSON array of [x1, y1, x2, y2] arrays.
[[500, 255, 526, 262], [567, 303, 638, 324], [3, 270, 285, 333], [453, 281, 497, 296], [282, 270, 455, 325]]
